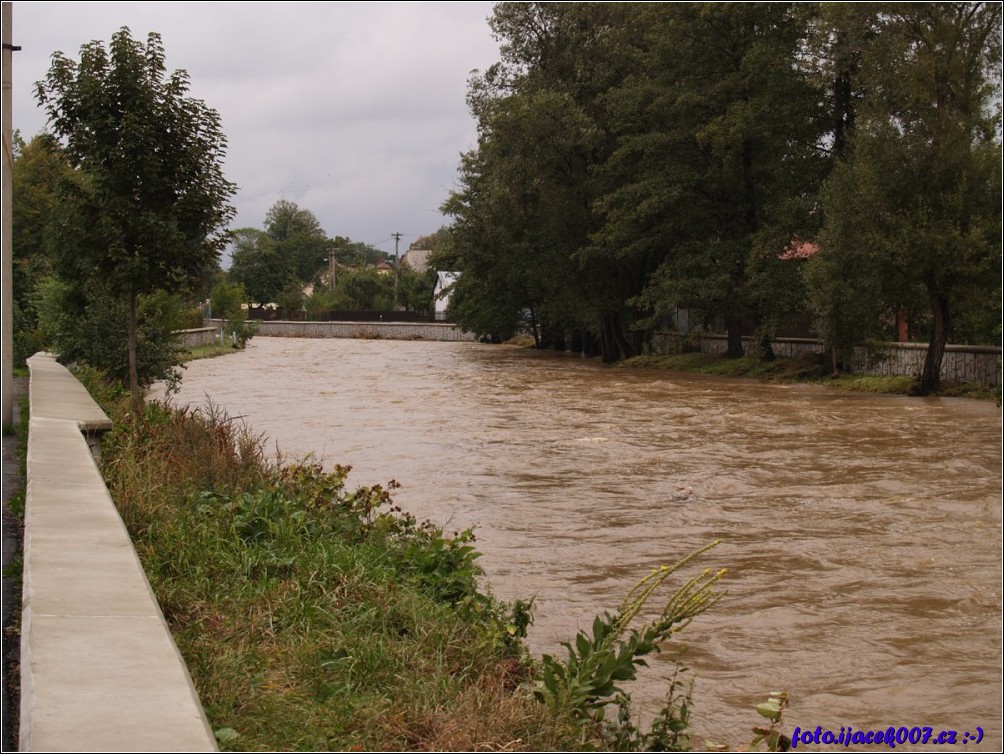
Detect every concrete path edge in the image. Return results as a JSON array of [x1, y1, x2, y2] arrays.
[[21, 353, 217, 752]]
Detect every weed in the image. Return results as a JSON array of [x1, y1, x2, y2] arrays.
[[532, 541, 725, 749], [5, 493, 24, 522]]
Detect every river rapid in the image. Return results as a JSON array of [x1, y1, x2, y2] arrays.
[[166, 336, 1002, 748]]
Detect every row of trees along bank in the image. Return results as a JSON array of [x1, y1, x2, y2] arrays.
[[434, 2, 1001, 394]]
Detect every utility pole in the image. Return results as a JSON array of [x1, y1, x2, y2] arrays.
[[327, 245, 337, 291], [2, 2, 20, 427], [392, 232, 402, 311]]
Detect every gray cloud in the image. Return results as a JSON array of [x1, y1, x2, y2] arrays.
[[9, 1, 498, 254]]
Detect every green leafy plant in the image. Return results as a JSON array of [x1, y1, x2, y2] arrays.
[[751, 690, 791, 752], [532, 541, 725, 748]]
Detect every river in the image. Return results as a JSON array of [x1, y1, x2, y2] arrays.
[[166, 336, 1002, 749]]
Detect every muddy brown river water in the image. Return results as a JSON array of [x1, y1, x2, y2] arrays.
[[166, 336, 1002, 749]]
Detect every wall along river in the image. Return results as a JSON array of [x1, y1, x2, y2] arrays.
[[166, 336, 1002, 749]]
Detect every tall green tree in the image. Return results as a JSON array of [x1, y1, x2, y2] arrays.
[[814, 2, 1002, 392], [265, 199, 330, 282], [606, 3, 827, 358], [36, 28, 236, 406], [228, 227, 291, 310], [446, 3, 643, 356], [11, 131, 73, 363]]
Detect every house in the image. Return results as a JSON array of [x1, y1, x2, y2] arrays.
[[432, 271, 460, 321]]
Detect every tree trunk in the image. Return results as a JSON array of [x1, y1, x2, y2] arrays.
[[725, 313, 744, 359], [918, 289, 950, 395], [128, 291, 141, 411], [600, 312, 637, 363]]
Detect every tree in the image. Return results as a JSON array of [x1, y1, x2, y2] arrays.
[[410, 227, 452, 253], [447, 4, 830, 361], [35, 28, 236, 406], [228, 227, 291, 309], [332, 237, 391, 268], [815, 2, 1002, 392], [603, 3, 827, 359], [11, 131, 73, 363], [446, 3, 643, 356], [264, 199, 330, 282]]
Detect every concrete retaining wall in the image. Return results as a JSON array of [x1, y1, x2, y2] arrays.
[[177, 326, 220, 349], [22, 353, 216, 752], [207, 318, 477, 342], [649, 333, 1002, 386]]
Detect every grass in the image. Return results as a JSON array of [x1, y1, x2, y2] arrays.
[[619, 351, 998, 400], [93, 394, 578, 751], [182, 344, 244, 361], [2, 390, 29, 751]]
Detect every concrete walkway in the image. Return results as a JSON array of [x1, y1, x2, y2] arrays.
[[20, 354, 216, 752]]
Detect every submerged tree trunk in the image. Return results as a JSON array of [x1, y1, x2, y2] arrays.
[[128, 291, 141, 411], [919, 288, 950, 395]]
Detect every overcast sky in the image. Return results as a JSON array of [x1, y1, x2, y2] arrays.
[[8, 1, 499, 258]]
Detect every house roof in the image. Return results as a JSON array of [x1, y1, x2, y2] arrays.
[[434, 271, 460, 292], [401, 248, 433, 273]]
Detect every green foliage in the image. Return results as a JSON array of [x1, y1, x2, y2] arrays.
[[275, 281, 307, 318], [11, 132, 72, 364], [34, 27, 236, 401], [600, 666, 695, 752], [811, 3, 1002, 391], [228, 228, 291, 308], [209, 280, 257, 348], [331, 237, 392, 268], [396, 266, 437, 315], [35, 277, 189, 388], [210, 281, 246, 321], [532, 541, 725, 748], [444, 2, 1000, 370], [608, 3, 827, 358], [95, 399, 566, 750], [308, 268, 397, 313], [265, 200, 330, 283]]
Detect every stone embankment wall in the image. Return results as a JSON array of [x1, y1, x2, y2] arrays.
[[207, 318, 477, 342], [177, 326, 220, 349], [649, 333, 1002, 386], [21, 353, 217, 752]]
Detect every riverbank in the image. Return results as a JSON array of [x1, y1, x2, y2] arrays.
[[78, 373, 579, 750], [617, 352, 1000, 400], [79, 357, 740, 751], [183, 343, 243, 361]]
